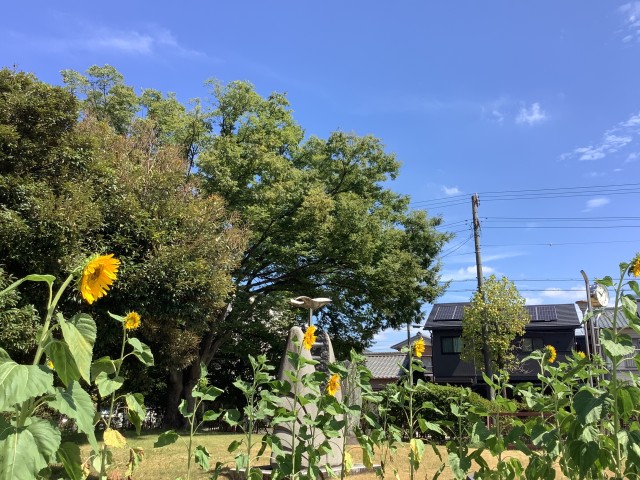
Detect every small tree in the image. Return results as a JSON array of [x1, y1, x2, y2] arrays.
[[461, 275, 528, 373]]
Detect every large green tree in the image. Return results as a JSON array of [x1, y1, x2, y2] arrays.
[[1, 66, 453, 426], [0, 68, 247, 419], [461, 275, 529, 373]]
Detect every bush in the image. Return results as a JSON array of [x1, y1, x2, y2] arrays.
[[367, 382, 502, 443]]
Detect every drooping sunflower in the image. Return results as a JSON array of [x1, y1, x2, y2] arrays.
[[327, 373, 340, 396], [124, 311, 141, 331], [414, 337, 426, 358], [544, 345, 557, 363], [303, 325, 317, 350], [630, 253, 640, 277], [79, 254, 120, 304]]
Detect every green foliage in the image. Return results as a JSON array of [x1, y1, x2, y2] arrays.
[[377, 382, 496, 444], [197, 79, 451, 357], [461, 275, 529, 373], [0, 269, 39, 362], [155, 363, 224, 480]]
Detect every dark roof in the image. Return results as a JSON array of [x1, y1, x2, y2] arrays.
[[364, 352, 407, 379], [389, 333, 431, 351], [364, 352, 432, 379], [595, 304, 639, 329], [424, 302, 581, 331]]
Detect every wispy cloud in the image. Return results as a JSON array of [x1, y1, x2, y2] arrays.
[[618, 2, 640, 43], [516, 102, 548, 126], [442, 186, 461, 196], [561, 111, 640, 162], [583, 197, 610, 211], [524, 287, 585, 305], [441, 265, 496, 282], [4, 22, 206, 59]]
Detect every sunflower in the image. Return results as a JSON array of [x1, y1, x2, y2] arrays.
[[46, 359, 55, 371], [576, 351, 586, 360], [80, 254, 120, 304], [303, 325, 317, 350], [630, 253, 640, 278], [124, 311, 141, 331], [327, 373, 340, 396], [544, 345, 557, 363], [414, 337, 426, 358]]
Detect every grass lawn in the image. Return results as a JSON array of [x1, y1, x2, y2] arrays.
[[69, 431, 563, 480]]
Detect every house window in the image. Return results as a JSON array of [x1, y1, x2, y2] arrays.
[[442, 336, 463, 354], [520, 337, 544, 352]]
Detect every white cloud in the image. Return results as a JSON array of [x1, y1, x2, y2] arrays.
[[583, 197, 610, 211], [524, 287, 585, 305], [516, 102, 547, 126], [618, 2, 640, 43], [6, 21, 206, 58], [626, 152, 639, 162], [561, 112, 640, 162], [442, 186, 461, 196], [441, 265, 496, 282]]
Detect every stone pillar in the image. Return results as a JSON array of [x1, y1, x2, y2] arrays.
[[270, 327, 343, 469]]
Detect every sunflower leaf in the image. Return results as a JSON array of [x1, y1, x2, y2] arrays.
[[46, 381, 99, 452], [127, 338, 154, 366], [0, 362, 53, 412], [58, 313, 96, 383], [44, 340, 81, 387]]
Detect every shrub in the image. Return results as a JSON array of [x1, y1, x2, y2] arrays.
[[370, 382, 500, 443]]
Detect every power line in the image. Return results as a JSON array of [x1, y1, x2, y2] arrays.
[[439, 278, 582, 283], [440, 234, 474, 258], [410, 182, 640, 207], [483, 239, 639, 247]]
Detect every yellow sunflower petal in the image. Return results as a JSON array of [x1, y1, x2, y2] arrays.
[[327, 373, 340, 396], [80, 254, 120, 304], [124, 311, 141, 331], [303, 325, 317, 350]]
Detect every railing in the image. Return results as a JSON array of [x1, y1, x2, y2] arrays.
[[622, 350, 640, 369]]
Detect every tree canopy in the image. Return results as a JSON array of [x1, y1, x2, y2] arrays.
[[0, 65, 452, 424], [461, 275, 529, 373]]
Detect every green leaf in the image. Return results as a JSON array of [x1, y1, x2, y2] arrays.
[[0, 417, 61, 480], [192, 385, 223, 401], [44, 340, 81, 387], [178, 399, 191, 418], [90, 356, 121, 382], [0, 362, 53, 412], [0, 275, 55, 297], [154, 430, 180, 448], [46, 381, 99, 452], [574, 389, 606, 425], [125, 393, 146, 435], [56, 442, 84, 480], [195, 445, 210, 471], [203, 410, 221, 422], [127, 338, 154, 366], [58, 312, 96, 383], [418, 418, 445, 435], [23, 274, 56, 285], [227, 439, 242, 453], [224, 409, 241, 426], [95, 371, 124, 397]]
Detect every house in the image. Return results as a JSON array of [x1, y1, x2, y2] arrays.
[[424, 303, 581, 394], [579, 302, 640, 382], [364, 333, 433, 390]]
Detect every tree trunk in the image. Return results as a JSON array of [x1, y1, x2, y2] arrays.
[[164, 369, 187, 429], [163, 304, 234, 429]]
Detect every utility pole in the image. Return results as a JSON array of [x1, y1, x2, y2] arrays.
[[472, 194, 494, 399]]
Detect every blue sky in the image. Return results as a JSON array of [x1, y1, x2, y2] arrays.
[[3, 1, 640, 350]]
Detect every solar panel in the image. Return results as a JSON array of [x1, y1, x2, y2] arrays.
[[527, 305, 557, 322], [433, 305, 461, 321]]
